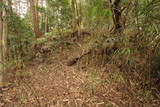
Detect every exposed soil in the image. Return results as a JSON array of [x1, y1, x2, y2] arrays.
[[1, 32, 160, 107]]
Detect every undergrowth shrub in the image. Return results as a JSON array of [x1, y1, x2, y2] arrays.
[[131, 0, 160, 85], [6, 13, 34, 68]]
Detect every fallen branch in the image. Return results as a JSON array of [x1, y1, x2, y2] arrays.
[[66, 48, 92, 66]]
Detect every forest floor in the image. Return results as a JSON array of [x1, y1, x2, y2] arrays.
[[1, 31, 160, 107]]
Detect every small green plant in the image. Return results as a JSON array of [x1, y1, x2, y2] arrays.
[[109, 72, 125, 83], [38, 65, 49, 73], [16, 95, 27, 103], [15, 71, 33, 79], [143, 89, 152, 98], [83, 70, 105, 94], [104, 103, 112, 107], [120, 48, 136, 67], [121, 48, 131, 56]]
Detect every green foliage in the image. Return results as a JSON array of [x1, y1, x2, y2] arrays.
[[130, 0, 160, 78], [121, 48, 132, 55], [82, 0, 113, 27], [38, 65, 49, 73], [133, 0, 160, 46], [2, 0, 160, 106], [15, 71, 33, 79], [109, 72, 125, 83], [6, 13, 34, 67], [46, 0, 72, 30]]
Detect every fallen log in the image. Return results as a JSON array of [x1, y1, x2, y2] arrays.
[[66, 37, 116, 66], [66, 49, 92, 66]]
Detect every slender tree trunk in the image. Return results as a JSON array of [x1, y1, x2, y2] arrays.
[[2, 7, 8, 67], [45, 0, 49, 33], [45, 16, 49, 32], [71, 0, 81, 30], [109, 0, 122, 33], [29, 0, 41, 38], [0, 0, 8, 87], [71, 0, 76, 29], [39, 0, 44, 33], [0, 0, 3, 87]]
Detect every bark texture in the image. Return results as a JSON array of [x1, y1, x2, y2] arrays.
[[110, 0, 122, 33], [0, 0, 8, 87], [0, 0, 3, 87], [29, 0, 41, 38]]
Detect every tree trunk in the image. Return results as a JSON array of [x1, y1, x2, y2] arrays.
[[71, 0, 81, 30], [110, 0, 122, 33], [2, 7, 8, 67], [45, 16, 49, 32], [29, 0, 41, 38], [0, 0, 3, 87], [0, 0, 8, 87], [45, 0, 49, 33]]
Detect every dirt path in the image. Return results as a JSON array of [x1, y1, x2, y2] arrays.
[[1, 33, 159, 107], [1, 62, 106, 107], [1, 60, 158, 107]]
